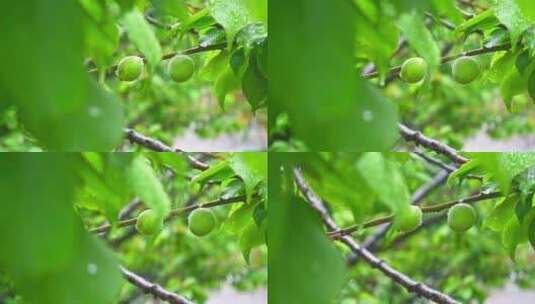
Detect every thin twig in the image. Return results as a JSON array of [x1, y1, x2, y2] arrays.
[[399, 124, 468, 164], [412, 152, 482, 181], [328, 190, 500, 239], [125, 128, 209, 171], [90, 195, 245, 234], [293, 168, 461, 304], [363, 43, 511, 80], [88, 43, 226, 74], [121, 266, 194, 304]]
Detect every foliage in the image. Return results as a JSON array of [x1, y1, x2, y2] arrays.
[[270, 0, 535, 151], [0, 0, 267, 151], [0, 152, 267, 303], [270, 152, 535, 303]]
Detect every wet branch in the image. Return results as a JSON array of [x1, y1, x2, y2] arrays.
[[399, 124, 468, 164], [124, 128, 209, 171], [327, 190, 500, 239], [121, 266, 193, 304], [90, 195, 245, 234]]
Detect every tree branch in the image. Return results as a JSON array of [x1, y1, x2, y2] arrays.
[[399, 124, 468, 164], [328, 190, 500, 239], [362, 43, 511, 80], [412, 152, 482, 181], [90, 195, 245, 234], [293, 168, 461, 304], [121, 266, 194, 304], [88, 43, 227, 74], [124, 128, 209, 171]]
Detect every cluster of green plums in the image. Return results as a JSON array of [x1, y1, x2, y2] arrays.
[[399, 56, 480, 84], [116, 54, 195, 83], [135, 207, 217, 237], [397, 203, 477, 233]]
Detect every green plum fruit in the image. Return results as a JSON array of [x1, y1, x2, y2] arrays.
[[400, 57, 427, 83], [135, 209, 163, 235], [188, 208, 216, 237], [452, 57, 480, 84], [398, 205, 423, 232], [116, 55, 144, 81], [168, 55, 194, 83], [447, 203, 476, 232]]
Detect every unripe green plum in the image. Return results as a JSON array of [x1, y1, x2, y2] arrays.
[[452, 57, 480, 84], [447, 203, 476, 232], [116, 55, 144, 81], [400, 57, 427, 83], [135, 209, 163, 235], [398, 205, 423, 232], [188, 208, 216, 237], [168, 55, 194, 83]]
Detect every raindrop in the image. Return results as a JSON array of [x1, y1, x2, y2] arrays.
[[362, 110, 374, 122], [88, 106, 102, 117], [87, 263, 98, 275]]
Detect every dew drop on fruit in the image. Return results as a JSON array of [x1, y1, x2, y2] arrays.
[[87, 262, 98, 275]]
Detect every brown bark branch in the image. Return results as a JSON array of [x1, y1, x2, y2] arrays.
[[399, 124, 468, 164], [121, 266, 194, 304], [124, 128, 209, 171]]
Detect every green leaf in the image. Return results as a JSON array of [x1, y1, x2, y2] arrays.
[[0, 154, 123, 304], [191, 160, 235, 184], [484, 195, 516, 231], [269, 197, 346, 304], [397, 11, 441, 72], [209, 0, 261, 44], [242, 53, 267, 111], [121, 8, 162, 67], [502, 216, 523, 259], [493, 0, 533, 48], [224, 202, 255, 234], [214, 66, 241, 108], [239, 220, 265, 263], [357, 153, 411, 212], [127, 155, 171, 217], [355, 7, 400, 79], [455, 10, 500, 35], [516, 0, 535, 21], [270, 0, 398, 150], [151, 0, 189, 20], [0, 0, 124, 150], [228, 153, 267, 203]]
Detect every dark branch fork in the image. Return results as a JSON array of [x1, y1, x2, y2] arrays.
[[121, 266, 194, 304], [125, 128, 209, 171], [293, 168, 462, 304]]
